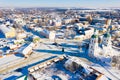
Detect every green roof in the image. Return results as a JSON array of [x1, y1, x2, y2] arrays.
[[104, 32, 111, 37], [91, 29, 98, 38], [91, 34, 98, 38], [24, 76, 27, 80]]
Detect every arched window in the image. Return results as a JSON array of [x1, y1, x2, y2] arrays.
[[107, 40, 108, 42], [92, 40, 93, 43], [91, 46, 92, 49]]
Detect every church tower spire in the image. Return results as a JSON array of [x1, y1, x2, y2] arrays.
[[102, 28, 112, 56], [88, 29, 99, 57], [102, 28, 111, 46]]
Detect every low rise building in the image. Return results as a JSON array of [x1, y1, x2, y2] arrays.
[[14, 18, 26, 26], [0, 24, 16, 38], [0, 50, 3, 57], [74, 27, 94, 41], [16, 42, 36, 58], [62, 18, 72, 24], [40, 29, 56, 40], [13, 39, 25, 45], [16, 33, 27, 40]]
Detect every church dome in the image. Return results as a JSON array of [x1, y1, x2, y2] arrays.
[[91, 29, 98, 38], [91, 34, 98, 38], [104, 32, 111, 38]]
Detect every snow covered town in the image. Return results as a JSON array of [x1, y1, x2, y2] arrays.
[[0, 7, 120, 80]]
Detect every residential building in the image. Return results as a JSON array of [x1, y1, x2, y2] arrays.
[[0, 23, 16, 38]]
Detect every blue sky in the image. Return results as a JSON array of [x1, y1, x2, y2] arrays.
[[0, 0, 119, 8]]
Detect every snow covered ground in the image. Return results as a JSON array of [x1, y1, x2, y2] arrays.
[[0, 38, 120, 80], [91, 64, 120, 80], [0, 25, 120, 80], [30, 57, 95, 80]]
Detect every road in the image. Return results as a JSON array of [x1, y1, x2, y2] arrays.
[[0, 40, 67, 74], [0, 37, 120, 80], [0, 52, 57, 74], [92, 65, 120, 80], [112, 45, 120, 51], [40, 38, 83, 43]]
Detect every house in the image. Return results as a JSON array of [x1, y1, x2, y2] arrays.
[[0, 23, 16, 38], [14, 18, 26, 26], [16, 42, 35, 58], [74, 27, 94, 41], [40, 29, 56, 40], [96, 74, 109, 80], [0, 50, 3, 57], [62, 18, 72, 24], [16, 33, 27, 40]]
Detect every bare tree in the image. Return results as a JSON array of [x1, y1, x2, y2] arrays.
[[70, 29, 76, 39], [111, 56, 120, 69], [64, 29, 69, 39], [64, 28, 76, 39]]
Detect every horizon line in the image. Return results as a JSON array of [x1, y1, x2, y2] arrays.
[[0, 6, 120, 9]]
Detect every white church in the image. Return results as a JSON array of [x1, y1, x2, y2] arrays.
[[88, 29, 113, 58]]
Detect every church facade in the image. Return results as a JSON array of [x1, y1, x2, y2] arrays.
[[88, 29, 112, 57]]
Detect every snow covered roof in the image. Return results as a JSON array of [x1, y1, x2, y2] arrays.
[[67, 57, 89, 69], [103, 32, 111, 38], [96, 74, 109, 80], [91, 34, 98, 38], [5, 21, 10, 26], [22, 43, 35, 55], [43, 29, 50, 34], [0, 24, 12, 33], [15, 43, 34, 55]]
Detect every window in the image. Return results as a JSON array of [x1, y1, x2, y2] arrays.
[[91, 40, 92, 43], [107, 40, 108, 42], [91, 46, 93, 49], [91, 51, 92, 53]]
